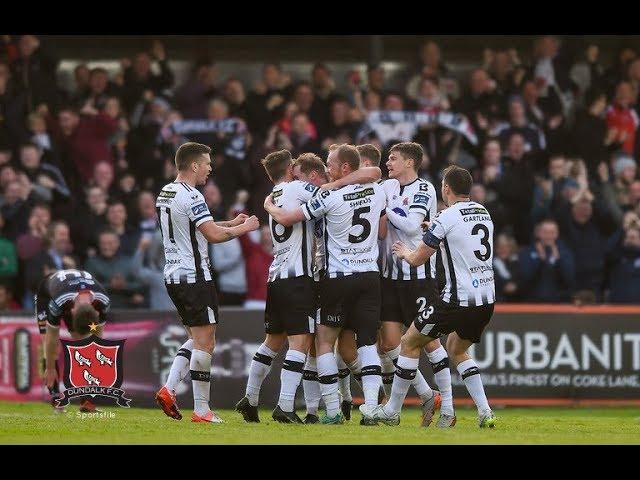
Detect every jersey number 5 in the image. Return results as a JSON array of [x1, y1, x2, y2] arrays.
[[349, 207, 371, 244], [471, 224, 491, 261]]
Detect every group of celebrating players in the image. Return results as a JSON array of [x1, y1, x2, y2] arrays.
[[38, 139, 497, 429]]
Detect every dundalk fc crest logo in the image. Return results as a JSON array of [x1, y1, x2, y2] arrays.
[[56, 335, 131, 407]]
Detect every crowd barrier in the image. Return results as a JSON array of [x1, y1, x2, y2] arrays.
[[1, 305, 639, 409]]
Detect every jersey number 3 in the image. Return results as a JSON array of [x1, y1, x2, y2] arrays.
[[471, 224, 491, 261]]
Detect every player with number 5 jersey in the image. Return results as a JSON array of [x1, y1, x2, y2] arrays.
[[265, 145, 387, 424]]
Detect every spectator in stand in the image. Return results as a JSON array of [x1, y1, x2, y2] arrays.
[[570, 44, 604, 97], [16, 203, 51, 264], [611, 154, 638, 212], [0, 282, 21, 311], [484, 48, 521, 96], [113, 170, 139, 218], [494, 96, 547, 159], [495, 133, 535, 244], [572, 88, 620, 177], [530, 36, 575, 116], [238, 225, 272, 309], [202, 180, 226, 220], [601, 47, 636, 95], [18, 142, 70, 205], [24, 220, 77, 308], [322, 97, 360, 151], [223, 77, 249, 121], [54, 102, 118, 185], [71, 64, 90, 102], [84, 229, 145, 309], [105, 200, 140, 256], [470, 182, 506, 236], [605, 81, 639, 155], [286, 112, 322, 157], [455, 68, 502, 147], [209, 209, 247, 306], [519, 218, 575, 302], [136, 191, 157, 240], [71, 185, 108, 260], [78, 67, 121, 111], [27, 111, 57, 163], [10, 35, 60, 112], [415, 77, 450, 114], [91, 161, 116, 195], [531, 155, 573, 224], [131, 232, 173, 310], [493, 233, 521, 302], [556, 187, 617, 301], [121, 40, 174, 112], [607, 219, 640, 303], [246, 62, 292, 137], [365, 64, 387, 97], [0, 226, 18, 282], [310, 63, 338, 137], [406, 41, 455, 100], [173, 61, 218, 119], [0, 179, 31, 241]]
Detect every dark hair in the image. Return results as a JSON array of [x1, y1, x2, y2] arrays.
[[356, 144, 381, 167], [261, 150, 292, 182], [89, 67, 108, 77], [294, 153, 325, 176], [442, 165, 473, 195], [336, 144, 361, 172], [20, 141, 40, 152], [174, 142, 211, 171], [72, 303, 99, 335], [390, 142, 424, 172]]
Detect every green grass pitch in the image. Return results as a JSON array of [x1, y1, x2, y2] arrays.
[[1, 401, 639, 444]]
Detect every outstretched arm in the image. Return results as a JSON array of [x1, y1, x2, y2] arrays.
[[264, 194, 306, 227], [198, 216, 259, 243], [392, 241, 435, 267], [321, 166, 382, 190]]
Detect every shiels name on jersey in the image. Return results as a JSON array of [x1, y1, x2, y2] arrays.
[[343, 187, 375, 208]]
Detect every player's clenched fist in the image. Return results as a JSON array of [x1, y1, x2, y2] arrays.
[[244, 215, 260, 232]]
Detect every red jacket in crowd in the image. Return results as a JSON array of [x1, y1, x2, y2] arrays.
[[57, 113, 118, 182], [606, 103, 639, 155], [238, 233, 272, 302]]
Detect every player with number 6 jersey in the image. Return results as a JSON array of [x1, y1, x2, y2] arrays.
[[265, 145, 387, 424]]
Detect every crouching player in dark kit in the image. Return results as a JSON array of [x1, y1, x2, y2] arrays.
[[360, 165, 497, 428], [36, 268, 111, 413]]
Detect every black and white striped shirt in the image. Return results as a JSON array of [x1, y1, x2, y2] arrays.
[[156, 182, 214, 284], [382, 177, 437, 281], [302, 183, 386, 278], [423, 201, 495, 307], [268, 181, 317, 282]]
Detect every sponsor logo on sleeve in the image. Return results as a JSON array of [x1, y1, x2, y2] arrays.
[[413, 194, 430, 205], [191, 203, 209, 216], [304, 183, 316, 193]]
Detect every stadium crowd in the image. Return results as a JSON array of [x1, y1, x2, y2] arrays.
[[0, 34, 639, 311]]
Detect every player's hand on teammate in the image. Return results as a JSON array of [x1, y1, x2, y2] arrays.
[[421, 220, 431, 232], [264, 194, 275, 211], [392, 241, 410, 260]]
